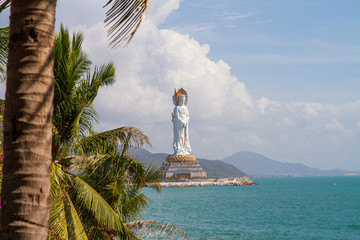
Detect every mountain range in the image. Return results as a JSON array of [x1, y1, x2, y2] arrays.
[[223, 151, 360, 177], [130, 149, 359, 177], [129, 149, 247, 178]]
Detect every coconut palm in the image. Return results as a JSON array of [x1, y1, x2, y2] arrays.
[[1, 0, 150, 238], [49, 26, 150, 239]]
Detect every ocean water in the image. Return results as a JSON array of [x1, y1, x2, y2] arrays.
[[142, 176, 360, 240]]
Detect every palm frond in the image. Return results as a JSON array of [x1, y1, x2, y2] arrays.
[[76, 62, 116, 111], [144, 164, 162, 192], [0, 98, 4, 113], [68, 154, 113, 174], [121, 156, 148, 189], [90, 62, 116, 89], [121, 192, 149, 222], [53, 25, 95, 147], [72, 102, 98, 138], [52, 124, 63, 159], [49, 163, 89, 240], [104, 0, 149, 47], [54, 25, 91, 88], [70, 62, 116, 138], [49, 164, 69, 239], [0, 27, 9, 83], [86, 226, 114, 240], [0, 0, 10, 13], [71, 175, 127, 234], [63, 190, 89, 240], [78, 127, 151, 157], [126, 221, 189, 240]]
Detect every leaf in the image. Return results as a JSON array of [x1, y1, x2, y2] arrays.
[[68, 154, 112, 174], [104, 0, 149, 47], [0, 0, 10, 13], [63, 190, 89, 240], [126, 221, 189, 240], [0, 27, 9, 83], [77, 127, 151, 157], [71, 175, 127, 234], [49, 164, 69, 239], [49, 163, 89, 240], [144, 164, 162, 192]]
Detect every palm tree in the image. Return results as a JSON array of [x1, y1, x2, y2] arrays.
[[49, 25, 139, 238], [49, 25, 122, 239], [1, 1, 150, 239], [48, 26, 175, 240]]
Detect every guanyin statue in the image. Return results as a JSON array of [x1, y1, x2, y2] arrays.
[[172, 88, 191, 156]]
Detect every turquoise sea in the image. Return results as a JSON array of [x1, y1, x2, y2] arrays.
[[142, 176, 360, 240]]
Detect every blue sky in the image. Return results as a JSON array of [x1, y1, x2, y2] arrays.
[[1, 0, 359, 171], [158, 0, 360, 103]]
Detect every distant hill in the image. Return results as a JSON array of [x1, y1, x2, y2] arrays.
[[223, 151, 360, 177], [129, 149, 248, 178]]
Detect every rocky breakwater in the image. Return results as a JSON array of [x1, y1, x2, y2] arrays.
[[151, 177, 258, 187]]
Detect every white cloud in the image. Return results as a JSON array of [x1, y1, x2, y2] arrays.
[[280, 118, 296, 127], [214, 10, 257, 21], [172, 23, 217, 34], [146, 0, 181, 25], [225, 12, 256, 20], [325, 119, 344, 131]]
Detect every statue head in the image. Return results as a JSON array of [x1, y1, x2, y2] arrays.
[[178, 95, 186, 106], [173, 88, 188, 106]]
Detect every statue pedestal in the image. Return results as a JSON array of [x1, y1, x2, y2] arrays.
[[162, 155, 207, 179]]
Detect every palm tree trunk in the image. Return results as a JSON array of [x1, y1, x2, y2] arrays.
[[0, 0, 57, 239]]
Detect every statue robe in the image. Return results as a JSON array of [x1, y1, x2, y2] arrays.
[[172, 105, 191, 155]]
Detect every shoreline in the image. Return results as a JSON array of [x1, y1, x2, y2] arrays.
[[149, 177, 259, 187]]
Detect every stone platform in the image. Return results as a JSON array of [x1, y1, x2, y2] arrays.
[[162, 155, 207, 179]]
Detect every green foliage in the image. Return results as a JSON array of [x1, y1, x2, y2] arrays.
[[0, 27, 9, 83]]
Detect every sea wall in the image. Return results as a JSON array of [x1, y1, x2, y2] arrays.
[[149, 177, 258, 187]]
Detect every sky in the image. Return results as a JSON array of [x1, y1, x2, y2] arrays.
[[1, 0, 359, 171]]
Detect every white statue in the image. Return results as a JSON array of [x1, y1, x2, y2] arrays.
[[172, 89, 191, 156]]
